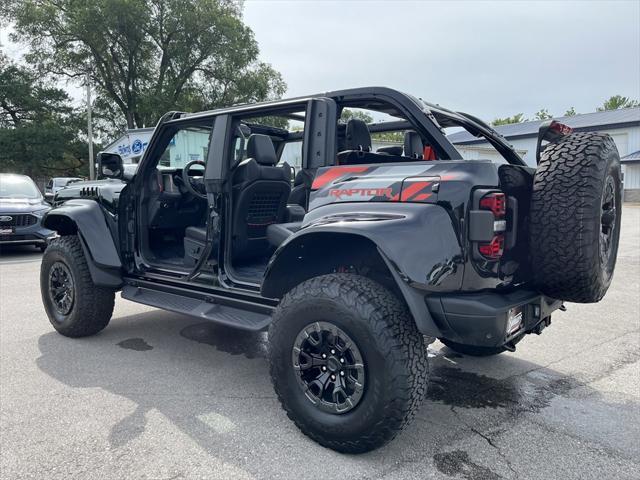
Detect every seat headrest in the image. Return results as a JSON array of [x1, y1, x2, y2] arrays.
[[247, 134, 278, 166], [345, 119, 372, 152], [377, 145, 404, 156], [404, 131, 424, 159]]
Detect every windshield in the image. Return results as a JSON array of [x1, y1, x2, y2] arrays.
[[158, 127, 212, 170], [0, 176, 41, 199]]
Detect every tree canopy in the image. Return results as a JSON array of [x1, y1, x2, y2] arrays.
[[0, 54, 88, 176], [534, 109, 552, 121], [491, 113, 526, 126], [5, 0, 286, 131], [597, 95, 640, 111]]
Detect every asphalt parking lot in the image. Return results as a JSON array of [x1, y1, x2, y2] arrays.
[[1, 206, 638, 480]]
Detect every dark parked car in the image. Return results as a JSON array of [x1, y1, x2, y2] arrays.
[[0, 174, 54, 251], [39, 87, 621, 453]]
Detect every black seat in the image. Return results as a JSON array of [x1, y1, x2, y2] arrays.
[[288, 168, 316, 208], [231, 134, 291, 259], [336, 119, 383, 165], [377, 145, 404, 156], [185, 225, 207, 243], [266, 222, 302, 247], [404, 131, 424, 159]]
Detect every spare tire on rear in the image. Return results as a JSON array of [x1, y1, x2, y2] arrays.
[[530, 132, 621, 303]]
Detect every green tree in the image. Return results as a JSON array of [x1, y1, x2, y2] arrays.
[[597, 95, 640, 111], [340, 108, 374, 124], [4, 0, 286, 130], [564, 107, 577, 117], [0, 55, 88, 176], [534, 108, 552, 120], [492, 113, 526, 126]]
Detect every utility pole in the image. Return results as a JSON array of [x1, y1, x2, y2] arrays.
[[86, 71, 94, 180]]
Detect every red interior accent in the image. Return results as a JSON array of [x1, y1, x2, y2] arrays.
[[479, 234, 504, 259], [423, 146, 437, 160], [479, 192, 506, 218]]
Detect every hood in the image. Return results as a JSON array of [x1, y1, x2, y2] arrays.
[[0, 198, 50, 213]]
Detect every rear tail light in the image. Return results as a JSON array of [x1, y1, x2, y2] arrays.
[[478, 234, 504, 259], [477, 191, 506, 260], [479, 192, 506, 218]]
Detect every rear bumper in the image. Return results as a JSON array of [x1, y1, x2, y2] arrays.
[[426, 289, 562, 347]]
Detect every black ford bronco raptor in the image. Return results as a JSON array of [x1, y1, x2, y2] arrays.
[[40, 87, 622, 453]]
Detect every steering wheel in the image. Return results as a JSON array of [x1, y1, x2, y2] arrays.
[[181, 160, 207, 200]]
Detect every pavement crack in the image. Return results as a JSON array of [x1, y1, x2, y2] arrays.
[[451, 406, 520, 479]]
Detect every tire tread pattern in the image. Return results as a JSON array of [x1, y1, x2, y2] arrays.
[[41, 235, 115, 337], [530, 132, 620, 303], [269, 273, 428, 453]]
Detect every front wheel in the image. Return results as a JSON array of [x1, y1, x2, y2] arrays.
[[40, 235, 115, 337], [268, 274, 428, 453]]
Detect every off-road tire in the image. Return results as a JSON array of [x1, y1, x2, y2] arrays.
[[530, 132, 622, 303], [40, 235, 115, 337], [440, 339, 507, 357], [268, 274, 428, 453]]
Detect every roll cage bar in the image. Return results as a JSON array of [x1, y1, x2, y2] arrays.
[[148, 86, 526, 167]]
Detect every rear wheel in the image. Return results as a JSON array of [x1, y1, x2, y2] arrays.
[[530, 132, 622, 303], [40, 235, 115, 337], [268, 273, 428, 453]]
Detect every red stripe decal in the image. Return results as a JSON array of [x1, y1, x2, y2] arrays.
[[400, 181, 430, 202], [413, 193, 432, 201], [312, 166, 368, 190]]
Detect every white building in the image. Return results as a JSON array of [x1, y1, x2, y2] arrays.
[[621, 150, 640, 202], [103, 127, 155, 164], [447, 107, 640, 201]]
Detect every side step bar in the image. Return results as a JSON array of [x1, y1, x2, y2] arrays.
[[121, 284, 272, 331]]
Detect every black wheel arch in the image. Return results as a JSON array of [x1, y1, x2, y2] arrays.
[[43, 200, 123, 288], [262, 230, 444, 337]]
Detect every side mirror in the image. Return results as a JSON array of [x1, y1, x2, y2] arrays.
[[96, 152, 124, 179], [44, 192, 55, 203]]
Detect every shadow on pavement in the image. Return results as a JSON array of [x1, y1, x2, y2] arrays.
[[35, 309, 607, 479]]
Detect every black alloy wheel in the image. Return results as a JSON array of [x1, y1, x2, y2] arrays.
[[600, 175, 617, 267], [292, 321, 365, 414], [49, 261, 75, 317]]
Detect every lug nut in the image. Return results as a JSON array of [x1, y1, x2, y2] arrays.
[[331, 374, 336, 381], [322, 366, 327, 371], [330, 349, 336, 355], [322, 353, 327, 359], [340, 358, 345, 364], [340, 371, 345, 377]]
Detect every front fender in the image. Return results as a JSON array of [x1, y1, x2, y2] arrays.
[[43, 200, 122, 287]]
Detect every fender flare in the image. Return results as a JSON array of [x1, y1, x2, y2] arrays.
[[42, 200, 122, 287], [262, 204, 464, 337]]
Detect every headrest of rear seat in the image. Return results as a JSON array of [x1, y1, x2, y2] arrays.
[[404, 131, 424, 159], [247, 134, 278, 166], [345, 119, 372, 152], [377, 145, 404, 156]]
